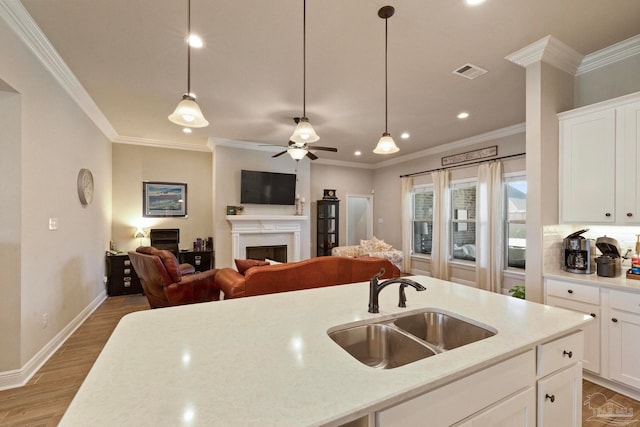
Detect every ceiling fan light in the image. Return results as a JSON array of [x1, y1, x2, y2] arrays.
[[168, 94, 209, 128], [287, 147, 308, 160], [290, 117, 320, 144], [373, 133, 399, 154]]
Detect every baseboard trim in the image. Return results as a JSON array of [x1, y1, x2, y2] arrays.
[[583, 371, 640, 402], [0, 290, 107, 391]]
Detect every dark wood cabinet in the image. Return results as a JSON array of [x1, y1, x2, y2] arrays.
[[179, 250, 214, 272], [105, 253, 143, 296], [317, 199, 339, 256]]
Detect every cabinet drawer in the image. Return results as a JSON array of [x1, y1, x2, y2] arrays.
[[546, 279, 599, 304], [377, 350, 535, 426], [537, 331, 584, 378], [537, 363, 582, 427], [609, 289, 640, 314]]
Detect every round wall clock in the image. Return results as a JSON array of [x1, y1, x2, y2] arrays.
[[77, 168, 94, 205]]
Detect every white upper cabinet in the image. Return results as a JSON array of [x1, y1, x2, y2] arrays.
[[559, 92, 640, 224]]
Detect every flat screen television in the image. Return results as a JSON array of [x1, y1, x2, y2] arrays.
[[240, 170, 296, 205]]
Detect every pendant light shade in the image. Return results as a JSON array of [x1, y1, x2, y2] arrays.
[[287, 146, 308, 160], [168, 0, 208, 128], [169, 94, 209, 127], [374, 5, 399, 155], [290, 117, 319, 144], [290, 0, 319, 147]]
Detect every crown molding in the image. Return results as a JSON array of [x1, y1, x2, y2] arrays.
[[576, 34, 640, 76], [113, 135, 212, 152], [0, 1, 118, 140], [505, 35, 584, 76]]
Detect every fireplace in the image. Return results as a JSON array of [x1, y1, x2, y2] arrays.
[[246, 245, 287, 263]]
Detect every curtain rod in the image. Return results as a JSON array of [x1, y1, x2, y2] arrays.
[[399, 152, 526, 178]]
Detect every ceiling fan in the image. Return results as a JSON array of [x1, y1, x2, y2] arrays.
[[272, 118, 338, 160]]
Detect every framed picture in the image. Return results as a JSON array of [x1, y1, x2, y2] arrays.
[[143, 182, 187, 217]]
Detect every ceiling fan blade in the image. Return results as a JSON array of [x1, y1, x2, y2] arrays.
[[310, 146, 337, 152], [272, 150, 288, 158], [306, 151, 318, 160]]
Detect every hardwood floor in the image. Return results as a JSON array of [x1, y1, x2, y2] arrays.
[[1, 294, 639, 426]]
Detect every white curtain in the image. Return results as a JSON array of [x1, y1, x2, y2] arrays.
[[400, 177, 414, 273], [431, 170, 450, 280], [476, 161, 503, 293]]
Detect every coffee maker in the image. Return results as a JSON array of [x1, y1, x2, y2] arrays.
[[562, 229, 595, 274]]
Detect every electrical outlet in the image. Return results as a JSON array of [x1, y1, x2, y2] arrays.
[[103, 276, 108, 284], [42, 313, 48, 329]]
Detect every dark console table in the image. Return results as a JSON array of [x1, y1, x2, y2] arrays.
[[179, 250, 214, 272], [105, 253, 143, 296]]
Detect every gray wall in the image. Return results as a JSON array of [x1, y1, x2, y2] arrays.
[[111, 144, 213, 253], [574, 53, 640, 108]]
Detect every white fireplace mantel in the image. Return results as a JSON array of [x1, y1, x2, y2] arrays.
[[226, 215, 308, 263]]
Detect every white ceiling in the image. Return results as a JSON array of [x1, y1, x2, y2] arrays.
[[18, 0, 640, 164]]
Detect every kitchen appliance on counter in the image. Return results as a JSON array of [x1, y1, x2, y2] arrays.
[[595, 236, 622, 277], [562, 229, 595, 274]]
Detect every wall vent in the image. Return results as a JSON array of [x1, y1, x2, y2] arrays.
[[452, 63, 488, 80]]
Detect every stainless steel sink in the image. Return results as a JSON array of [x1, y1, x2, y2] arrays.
[[329, 309, 495, 369], [394, 311, 496, 351], [328, 323, 436, 369]]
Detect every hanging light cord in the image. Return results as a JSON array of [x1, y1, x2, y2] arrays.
[[384, 13, 388, 134], [302, 0, 307, 117], [186, 0, 192, 96]]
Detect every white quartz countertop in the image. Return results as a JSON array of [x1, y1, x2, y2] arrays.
[[545, 268, 640, 293], [60, 276, 591, 427]]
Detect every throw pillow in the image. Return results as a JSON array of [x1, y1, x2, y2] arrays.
[[265, 258, 283, 265], [361, 237, 392, 253], [235, 259, 269, 275]]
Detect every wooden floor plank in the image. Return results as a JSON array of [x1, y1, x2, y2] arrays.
[[1, 294, 639, 426]]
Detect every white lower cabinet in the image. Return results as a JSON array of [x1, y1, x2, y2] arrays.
[[537, 363, 583, 426], [609, 290, 640, 389], [454, 387, 536, 427]]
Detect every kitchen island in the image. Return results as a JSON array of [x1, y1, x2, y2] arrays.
[[60, 276, 591, 426]]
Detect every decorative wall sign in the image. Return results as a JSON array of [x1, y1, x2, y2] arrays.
[[441, 146, 498, 166], [143, 182, 187, 217]]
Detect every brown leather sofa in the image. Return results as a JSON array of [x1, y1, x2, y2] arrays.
[[128, 246, 220, 308], [216, 256, 400, 299]]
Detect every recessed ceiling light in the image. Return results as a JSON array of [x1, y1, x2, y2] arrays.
[[182, 127, 193, 134], [457, 112, 470, 119], [354, 150, 362, 156], [187, 34, 204, 48], [464, 0, 485, 6], [401, 132, 410, 139]]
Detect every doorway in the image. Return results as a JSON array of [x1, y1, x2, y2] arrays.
[[346, 194, 373, 246]]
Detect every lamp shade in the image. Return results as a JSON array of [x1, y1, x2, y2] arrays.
[[287, 147, 308, 160], [290, 117, 319, 144], [373, 133, 399, 154], [168, 94, 209, 128]]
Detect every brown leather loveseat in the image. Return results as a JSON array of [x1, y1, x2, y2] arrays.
[[216, 256, 400, 299], [128, 246, 220, 308]]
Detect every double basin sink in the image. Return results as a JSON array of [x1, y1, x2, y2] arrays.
[[328, 309, 496, 369]]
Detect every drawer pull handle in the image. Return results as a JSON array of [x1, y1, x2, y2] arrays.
[[605, 213, 611, 217], [567, 289, 573, 294], [627, 212, 633, 217], [563, 350, 573, 358], [612, 318, 618, 323], [590, 313, 596, 318], [545, 394, 555, 403]]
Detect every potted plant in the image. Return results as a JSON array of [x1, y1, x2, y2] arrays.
[[235, 205, 244, 215], [508, 285, 525, 299]]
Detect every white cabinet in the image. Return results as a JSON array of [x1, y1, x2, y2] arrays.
[[537, 363, 582, 427], [545, 279, 600, 373], [559, 108, 616, 223], [608, 290, 640, 388], [558, 91, 640, 224]]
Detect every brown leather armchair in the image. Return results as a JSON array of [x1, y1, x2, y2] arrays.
[[128, 246, 220, 308]]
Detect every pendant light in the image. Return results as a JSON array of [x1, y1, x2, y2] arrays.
[[290, 0, 319, 145], [373, 6, 399, 155], [168, 0, 209, 128]]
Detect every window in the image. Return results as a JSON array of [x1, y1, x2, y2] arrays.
[[505, 176, 527, 269], [412, 186, 433, 255], [451, 181, 476, 262]]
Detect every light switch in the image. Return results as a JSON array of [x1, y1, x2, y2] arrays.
[[48, 218, 58, 230]]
